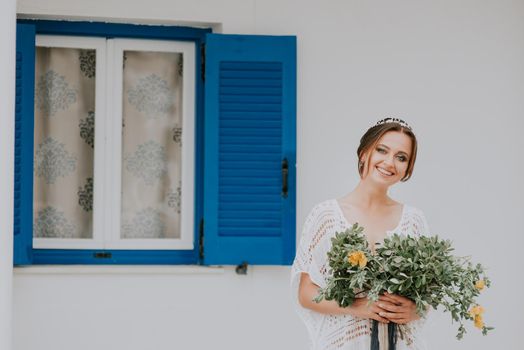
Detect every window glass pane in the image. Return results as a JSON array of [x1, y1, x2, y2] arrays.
[[33, 47, 96, 239], [120, 50, 183, 239]]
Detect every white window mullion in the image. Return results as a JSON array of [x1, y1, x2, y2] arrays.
[[92, 38, 108, 250], [180, 43, 196, 251], [106, 38, 195, 250], [106, 38, 124, 247]]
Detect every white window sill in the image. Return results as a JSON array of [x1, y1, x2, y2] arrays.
[[13, 265, 225, 275]]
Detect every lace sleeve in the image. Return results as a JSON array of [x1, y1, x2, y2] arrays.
[[290, 201, 336, 345], [291, 202, 330, 289]]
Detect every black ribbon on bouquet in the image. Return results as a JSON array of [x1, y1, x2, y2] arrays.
[[370, 320, 397, 350]]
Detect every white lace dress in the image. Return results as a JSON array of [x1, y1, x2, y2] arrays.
[[291, 199, 431, 350]]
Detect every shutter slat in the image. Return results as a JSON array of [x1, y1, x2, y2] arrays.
[[219, 95, 282, 103], [220, 153, 280, 162], [219, 136, 281, 145], [220, 87, 282, 95], [218, 228, 281, 237], [219, 177, 280, 186], [219, 186, 280, 194], [220, 61, 282, 70], [220, 111, 281, 119], [220, 70, 282, 79], [220, 127, 281, 137], [220, 120, 281, 128], [219, 209, 280, 217], [219, 169, 280, 178], [220, 144, 281, 153], [220, 103, 282, 112], [219, 194, 281, 203], [220, 161, 280, 170], [220, 202, 282, 211], [220, 78, 282, 87], [220, 219, 281, 228]]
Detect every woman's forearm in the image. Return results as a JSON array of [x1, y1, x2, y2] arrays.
[[298, 272, 390, 324], [298, 272, 353, 316]]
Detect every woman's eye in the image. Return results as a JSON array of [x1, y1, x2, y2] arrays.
[[376, 148, 386, 154], [397, 155, 407, 162]]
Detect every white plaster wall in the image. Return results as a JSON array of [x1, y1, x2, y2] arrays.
[[14, 0, 524, 349], [0, 1, 16, 350]]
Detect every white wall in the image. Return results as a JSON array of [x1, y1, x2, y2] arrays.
[[14, 0, 524, 349], [0, 1, 16, 350]]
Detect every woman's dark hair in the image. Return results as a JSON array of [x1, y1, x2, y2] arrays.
[[357, 121, 418, 182]]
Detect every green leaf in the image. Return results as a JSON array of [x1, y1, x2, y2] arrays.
[[393, 257, 404, 264]]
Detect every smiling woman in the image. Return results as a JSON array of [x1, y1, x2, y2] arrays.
[[291, 118, 432, 350], [357, 118, 417, 183]]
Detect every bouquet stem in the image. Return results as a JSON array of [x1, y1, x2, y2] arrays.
[[371, 320, 379, 350], [370, 320, 397, 350], [388, 322, 397, 350]]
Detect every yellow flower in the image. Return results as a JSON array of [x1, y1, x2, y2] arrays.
[[475, 280, 485, 291], [348, 251, 367, 268], [469, 305, 485, 318], [474, 314, 484, 329]]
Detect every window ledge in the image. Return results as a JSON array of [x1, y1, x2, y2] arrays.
[[13, 265, 225, 275]]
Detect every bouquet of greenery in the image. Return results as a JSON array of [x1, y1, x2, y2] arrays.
[[314, 223, 493, 340]]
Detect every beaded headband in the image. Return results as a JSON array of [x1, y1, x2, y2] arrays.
[[374, 117, 412, 131]]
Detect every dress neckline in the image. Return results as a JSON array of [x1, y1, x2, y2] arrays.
[[333, 199, 407, 237]]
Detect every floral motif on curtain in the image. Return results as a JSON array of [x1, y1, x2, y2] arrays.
[[79, 50, 96, 78], [124, 141, 168, 186], [78, 177, 93, 212], [35, 70, 77, 116], [127, 73, 175, 118], [79, 111, 95, 148], [34, 206, 77, 238], [121, 207, 166, 239], [167, 183, 182, 214], [34, 137, 77, 184]]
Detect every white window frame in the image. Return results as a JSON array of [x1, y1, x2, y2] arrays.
[[32, 36, 195, 251], [108, 38, 195, 250]]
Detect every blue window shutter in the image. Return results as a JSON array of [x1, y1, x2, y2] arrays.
[[203, 34, 296, 265], [14, 24, 35, 265]]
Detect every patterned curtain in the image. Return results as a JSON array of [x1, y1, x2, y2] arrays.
[[120, 50, 183, 239], [33, 45, 183, 242], [34, 47, 95, 239]]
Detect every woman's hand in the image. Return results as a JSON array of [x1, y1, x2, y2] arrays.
[[376, 292, 420, 325], [298, 273, 389, 320], [349, 297, 390, 324]]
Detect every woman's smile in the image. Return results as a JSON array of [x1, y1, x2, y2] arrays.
[[375, 166, 394, 177]]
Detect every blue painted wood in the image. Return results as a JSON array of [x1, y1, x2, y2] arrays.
[[17, 19, 211, 41], [203, 34, 296, 265], [33, 249, 196, 265], [15, 20, 206, 265], [220, 79, 282, 87], [194, 37, 206, 265], [13, 24, 36, 266], [220, 112, 282, 120]]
